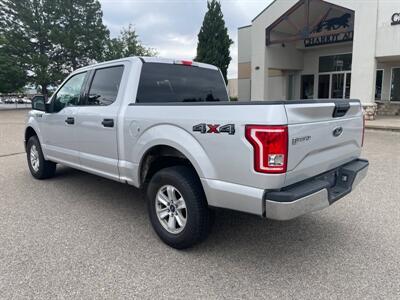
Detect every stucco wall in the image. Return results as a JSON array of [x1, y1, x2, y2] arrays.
[[250, 0, 298, 100], [238, 26, 252, 64], [238, 79, 251, 101], [376, 1, 400, 57]]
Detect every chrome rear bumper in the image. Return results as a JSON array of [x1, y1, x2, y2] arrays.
[[264, 159, 369, 221]]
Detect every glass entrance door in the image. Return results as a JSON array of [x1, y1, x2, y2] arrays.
[[391, 68, 400, 101], [318, 72, 351, 99], [331, 73, 345, 98], [317, 53, 352, 99]]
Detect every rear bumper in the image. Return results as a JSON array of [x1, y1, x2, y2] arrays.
[[264, 159, 369, 220]]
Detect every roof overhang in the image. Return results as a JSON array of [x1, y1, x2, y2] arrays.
[[265, 0, 354, 47]]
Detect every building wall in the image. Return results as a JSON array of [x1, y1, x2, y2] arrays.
[[237, 26, 252, 101], [238, 79, 251, 101], [376, 0, 400, 58], [250, 0, 298, 100], [227, 79, 238, 99]]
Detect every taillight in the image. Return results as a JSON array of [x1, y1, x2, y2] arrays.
[[362, 116, 365, 147], [245, 125, 288, 174]]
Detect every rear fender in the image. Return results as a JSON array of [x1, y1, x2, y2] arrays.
[[130, 124, 217, 186]]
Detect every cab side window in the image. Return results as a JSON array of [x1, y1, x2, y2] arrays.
[[87, 66, 124, 106], [53, 72, 86, 113]]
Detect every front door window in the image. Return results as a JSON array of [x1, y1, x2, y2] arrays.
[[53, 72, 87, 112]]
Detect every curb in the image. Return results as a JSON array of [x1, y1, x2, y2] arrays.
[[365, 125, 400, 132]]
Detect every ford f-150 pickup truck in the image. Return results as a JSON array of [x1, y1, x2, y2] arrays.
[[25, 57, 368, 249]]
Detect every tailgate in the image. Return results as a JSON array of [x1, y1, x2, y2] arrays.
[[284, 100, 363, 186]]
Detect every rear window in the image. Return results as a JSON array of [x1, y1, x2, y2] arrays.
[[136, 63, 228, 103]]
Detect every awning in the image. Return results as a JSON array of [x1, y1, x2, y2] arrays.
[[265, 0, 354, 47]]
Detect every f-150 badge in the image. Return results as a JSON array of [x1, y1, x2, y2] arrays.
[[193, 123, 235, 135]]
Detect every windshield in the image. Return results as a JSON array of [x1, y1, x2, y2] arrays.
[[136, 63, 229, 103]]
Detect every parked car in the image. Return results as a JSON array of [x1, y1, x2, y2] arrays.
[[25, 57, 369, 249]]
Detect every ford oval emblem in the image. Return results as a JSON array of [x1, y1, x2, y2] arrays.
[[333, 126, 343, 137]]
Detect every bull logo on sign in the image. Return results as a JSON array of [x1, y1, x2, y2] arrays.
[[313, 13, 352, 33]]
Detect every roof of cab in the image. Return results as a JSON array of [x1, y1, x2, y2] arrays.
[[71, 56, 218, 75]]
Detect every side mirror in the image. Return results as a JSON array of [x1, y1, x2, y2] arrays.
[[31, 96, 46, 112]]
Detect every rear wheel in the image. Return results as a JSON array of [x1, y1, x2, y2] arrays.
[[27, 136, 56, 179], [147, 166, 212, 249]]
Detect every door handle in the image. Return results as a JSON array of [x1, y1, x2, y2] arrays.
[[65, 117, 75, 125], [102, 119, 114, 128]]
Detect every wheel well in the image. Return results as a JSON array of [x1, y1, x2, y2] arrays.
[[140, 145, 199, 187], [25, 127, 37, 147]]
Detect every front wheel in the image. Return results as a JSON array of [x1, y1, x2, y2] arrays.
[[147, 166, 212, 249], [27, 136, 56, 179]]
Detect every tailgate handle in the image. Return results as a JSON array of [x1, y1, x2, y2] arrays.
[[102, 119, 114, 128], [332, 102, 350, 118]]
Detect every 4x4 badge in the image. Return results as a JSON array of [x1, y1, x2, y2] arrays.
[[193, 123, 235, 135]]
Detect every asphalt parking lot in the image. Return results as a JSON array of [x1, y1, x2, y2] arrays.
[[0, 109, 399, 299]]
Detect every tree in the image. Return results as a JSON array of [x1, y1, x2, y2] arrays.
[[195, 0, 233, 83], [104, 24, 157, 61], [52, 0, 109, 71], [0, 0, 109, 96], [0, 37, 27, 93], [0, 0, 61, 96]]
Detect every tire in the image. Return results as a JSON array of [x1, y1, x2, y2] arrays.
[[26, 136, 56, 179], [147, 166, 212, 249]]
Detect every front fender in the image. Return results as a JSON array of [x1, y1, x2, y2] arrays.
[[25, 111, 44, 146], [131, 124, 217, 182]]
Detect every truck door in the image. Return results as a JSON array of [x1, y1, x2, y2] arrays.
[[40, 71, 87, 166], [75, 65, 124, 181]]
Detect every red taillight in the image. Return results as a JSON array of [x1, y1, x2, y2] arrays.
[[245, 125, 288, 174], [362, 116, 365, 147]]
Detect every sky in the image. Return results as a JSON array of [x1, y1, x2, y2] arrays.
[[99, 0, 273, 79]]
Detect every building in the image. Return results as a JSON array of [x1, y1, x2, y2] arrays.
[[238, 0, 400, 119], [227, 78, 238, 99]]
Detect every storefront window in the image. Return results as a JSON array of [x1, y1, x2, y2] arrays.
[[301, 75, 314, 99], [331, 73, 346, 99], [390, 68, 400, 101], [345, 73, 351, 99], [319, 54, 352, 73], [318, 74, 330, 99], [375, 70, 383, 100]]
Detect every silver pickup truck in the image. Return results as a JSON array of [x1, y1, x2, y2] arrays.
[[25, 57, 368, 249]]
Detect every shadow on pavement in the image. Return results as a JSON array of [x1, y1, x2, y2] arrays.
[[48, 165, 349, 262]]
